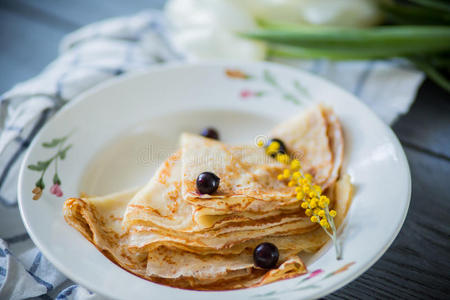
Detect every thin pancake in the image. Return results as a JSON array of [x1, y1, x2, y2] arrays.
[[122, 152, 318, 242], [182, 105, 343, 214], [125, 174, 352, 255], [182, 134, 296, 208], [63, 174, 351, 289], [269, 104, 334, 187], [63, 196, 311, 290], [63, 104, 350, 290]]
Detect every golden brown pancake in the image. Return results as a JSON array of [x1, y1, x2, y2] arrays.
[[63, 104, 351, 290]]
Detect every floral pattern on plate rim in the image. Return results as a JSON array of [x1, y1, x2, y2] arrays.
[[28, 132, 73, 200], [252, 262, 355, 298], [225, 68, 311, 105]]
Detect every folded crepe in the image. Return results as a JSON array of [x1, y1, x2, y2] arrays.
[[63, 104, 351, 290], [182, 105, 343, 212], [64, 174, 351, 289]]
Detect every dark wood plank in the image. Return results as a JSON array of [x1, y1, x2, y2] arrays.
[[0, 0, 165, 94], [393, 79, 450, 159], [330, 147, 450, 299], [0, 8, 69, 93], [3, 0, 166, 27]]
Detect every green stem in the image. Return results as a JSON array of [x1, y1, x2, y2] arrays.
[[408, 0, 450, 12], [38, 140, 67, 187], [240, 26, 450, 55], [429, 56, 450, 68], [325, 205, 341, 260], [410, 58, 450, 92], [380, 1, 450, 25], [39, 161, 51, 184], [54, 142, 63, 179], [54, 156, 58, 175], [263, 70, 301, 104], [268, 44, 390, 60]]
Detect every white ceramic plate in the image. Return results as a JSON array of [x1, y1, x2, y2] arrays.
[[18, 61, 411, 300]]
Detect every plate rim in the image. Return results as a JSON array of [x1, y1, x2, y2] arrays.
[[17, 60, 412, 299]]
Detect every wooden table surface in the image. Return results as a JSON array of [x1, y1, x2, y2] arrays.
[[1, 1, 449, 299]]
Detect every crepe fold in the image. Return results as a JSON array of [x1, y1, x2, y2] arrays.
[[63, 104, 351, 290]]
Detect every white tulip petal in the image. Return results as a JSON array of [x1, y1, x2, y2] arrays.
[[165, 0, 266, 60], [171, 28, 266, 61]]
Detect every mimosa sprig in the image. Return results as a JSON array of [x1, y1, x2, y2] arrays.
[[261, 139, 341, 259]]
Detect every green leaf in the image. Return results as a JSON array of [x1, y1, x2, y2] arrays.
[[411, 58, 450, 92], [53, 173, 61, 185], [253, 291, 277, 298], [294, 80, 310, 97], [58, 144, 72, 160], [28, 164, 43, 171], [241, 26, 450, 52], [37, 160, 50, 169], [292, 284, 320, 291], [42, 139, 59, 148], [283, 94, 300, 105], [263, 70, 277, 86], [28, 159, 52, 171], [42, 136, 67, 148]]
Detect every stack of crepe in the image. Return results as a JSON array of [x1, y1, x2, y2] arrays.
[[63, 104, 353, 290]]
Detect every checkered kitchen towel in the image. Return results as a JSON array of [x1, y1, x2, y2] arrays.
[[0, 10, 424, 300]]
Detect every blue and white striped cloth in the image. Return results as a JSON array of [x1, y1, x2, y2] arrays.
[[0, 10, 424, 300]]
